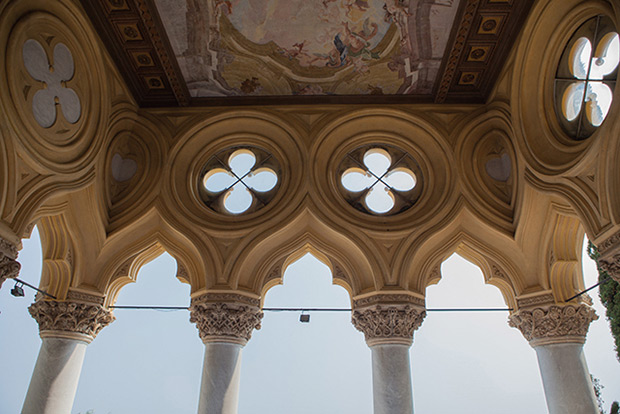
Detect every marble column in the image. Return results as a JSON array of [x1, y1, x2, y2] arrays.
[[352, 294, 426, 414], [509, 301, 599, 414], [189, 293, 263, 414], [0, 236, 21, 290], [596, 231, 620, 283], [22, 294, 114, 414]]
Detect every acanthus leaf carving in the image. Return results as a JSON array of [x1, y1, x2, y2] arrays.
[[508, 304, 598, 347], [0, 237, 21, 289], [189, 295, 263, 346], [28, 300, 115, 343], [352, 294, 426, 346]]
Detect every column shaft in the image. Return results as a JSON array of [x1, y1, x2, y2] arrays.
[[22, 337, 88, 414], [534, 343, 599, 414], [198, 342, 243, 414], [371, 344, 414, 414]]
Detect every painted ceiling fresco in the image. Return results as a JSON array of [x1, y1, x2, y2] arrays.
[[154, 0, 462, 97]]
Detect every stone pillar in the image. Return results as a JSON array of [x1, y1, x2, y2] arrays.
[[0, 236, 21, 290], [22, 293, 114, 414], [189, 293, 263, 414], [351, 294, 426, 414], [596, 231, 620, 283], [509, 299, 599, 414]]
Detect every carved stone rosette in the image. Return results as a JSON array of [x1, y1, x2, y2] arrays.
[[28, 299, 115, 343], [189, 293, 263, 346], [508, 304, 598, 347], [0, 237, 20, 289], [352, 294, 426, 347]]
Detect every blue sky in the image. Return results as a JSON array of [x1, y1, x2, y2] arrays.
[[0, 227, 618, 413]]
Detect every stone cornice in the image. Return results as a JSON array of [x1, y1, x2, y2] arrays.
[[29, 300, 115, 343], [0, 237, 20, 289], [189, 296, 263, 346], [508, 304, 598, 347], [352, 296, 426, 346]]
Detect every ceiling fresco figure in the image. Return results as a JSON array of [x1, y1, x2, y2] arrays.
[[155, 0, 461, 96]]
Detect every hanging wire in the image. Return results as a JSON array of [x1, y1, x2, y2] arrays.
[[108, 306, 513, 312], [564, 274, 612, 302]]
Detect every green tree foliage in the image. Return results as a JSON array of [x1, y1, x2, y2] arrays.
[[611, 401, 619, 414], [588, 242, 620, 362], [592, 375, 605, 414]]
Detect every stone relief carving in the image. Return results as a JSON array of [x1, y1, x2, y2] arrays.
[[597, 254, 620, 283], [22, 39, 81, 128], [353, 293, 425, 308], [515, 293, 555, 309], [598, 230, 620, 254], [28, 300, 115, 342], [0, 237, 20, 289], [352, 303, 426, 346], [508, 304, 598, 346], [189, 297, 263, 345], [66, 290, 105, 305]]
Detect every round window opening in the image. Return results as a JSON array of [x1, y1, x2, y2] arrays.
[[338, 145, 423, 215], [200, 147, 280, 215], [555, 15, 619, 139]]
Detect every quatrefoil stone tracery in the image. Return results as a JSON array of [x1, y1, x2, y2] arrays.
[[563, 33, 619, 126], [341, 148, 417, 215], [22, 39, 81, 128], [203, 149, 278, 214], [556, 16, 619, 138]]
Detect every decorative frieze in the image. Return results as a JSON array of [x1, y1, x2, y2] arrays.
[[29, 300, 115, 343], [508, 304, 598, 347], [189, 295, 263, 346], [352, 293, 426, 309], [598, 230, 620, 255], [516, 293, 555, 309], [352, 302, 426, 347], [0, 237, 20, 289]]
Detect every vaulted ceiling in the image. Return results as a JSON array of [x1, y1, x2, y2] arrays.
[[82, 0, 534, 107]]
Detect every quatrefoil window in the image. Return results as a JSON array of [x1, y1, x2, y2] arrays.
[[339, 146, 423, 215], [200, 148, 279, 214], [555, 16, 619, 139], [22, 39, 81, 128]]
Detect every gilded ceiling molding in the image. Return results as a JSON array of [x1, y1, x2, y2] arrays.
[[508, 304, 598, 347], [189, 293, 263, 346], [28, 298, 115, 344], [352, 293, 426, 347], [0, 236, 20, 289]]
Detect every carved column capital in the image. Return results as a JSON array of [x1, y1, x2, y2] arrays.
[[508, 304, 598, 347], [352, 294, 426, 347], [189, 293, 263, 346], [28, 298, 115, 344], [0, 237, 20, 289], [597, 231, 620, 283]]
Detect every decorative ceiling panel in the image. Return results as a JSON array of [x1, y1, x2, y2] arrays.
[[81, 0, 533, 106]]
